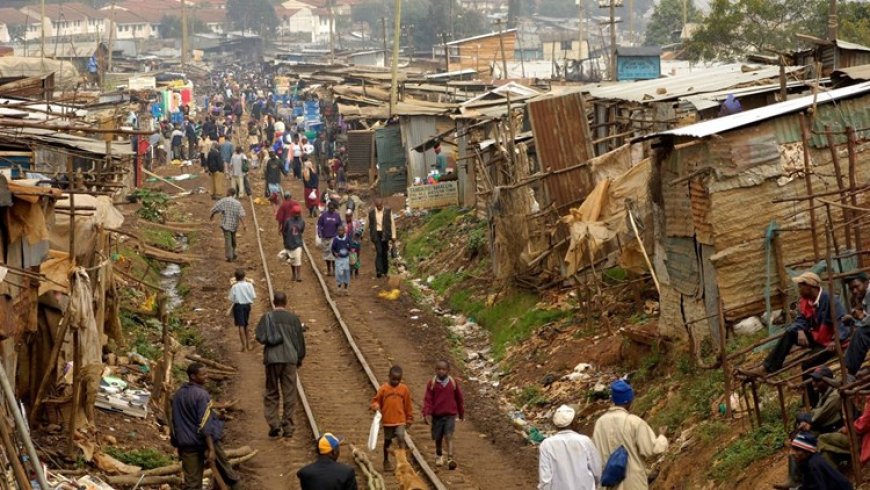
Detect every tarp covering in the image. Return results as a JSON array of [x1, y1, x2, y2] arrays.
[[0, 57, 80, 90], [50, 195, 124, 260], [562, 158, 652, 277]]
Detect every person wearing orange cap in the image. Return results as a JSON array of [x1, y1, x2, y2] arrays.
[[297, 432, 357, 490], [749, 271, 847, 404]]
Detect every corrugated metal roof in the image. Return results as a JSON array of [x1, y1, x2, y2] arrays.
[[681, 80, 816, 111], [585, 65, 802, 103], [446, 29, 517, 46], [833, 65, 870, 81], [645, 81, 870, 139], [836, 39, 870, 52]]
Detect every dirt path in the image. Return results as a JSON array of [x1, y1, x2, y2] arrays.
[[173, 168, 538, 489]]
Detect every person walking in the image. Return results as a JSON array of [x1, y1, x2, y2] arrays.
[[297, 432, 358, 490], [282, 204, 305, 282], [422, 360, 464, 470], [210, 188, 246, 262], [206, 144, 225, 199], [593, 380, 668, 490], [303, 157, 320, 218], [539, 405, 601, 490], [331, 224, 351, 294], [171, 124, 184, 161], [317, 201, 342, 276], [275, 192, 300, 233], [368, 198, 396, 278], [371, 365, 413, 472], [228, 268, 256, 352], [264, 150, 287, 211], [170, 363, 241, 490], [254, 292, 306, 438], [229, 147, 248, 198]]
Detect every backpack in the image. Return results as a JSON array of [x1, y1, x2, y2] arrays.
[[600, 414, 631, 486]]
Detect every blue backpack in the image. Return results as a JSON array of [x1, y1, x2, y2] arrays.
[[600, 445, 628, 486]]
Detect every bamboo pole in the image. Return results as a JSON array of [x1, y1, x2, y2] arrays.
[[799, 115, 821, 261], [845, 127, 864, 267]]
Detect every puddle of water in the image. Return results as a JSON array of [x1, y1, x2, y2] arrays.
[[159, 261, 183, 312]]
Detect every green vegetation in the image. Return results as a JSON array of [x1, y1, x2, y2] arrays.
[[516, 386, 549, 407], [105, 447, 172, 470], [429, 272, 466, 296], [403, 207, 462, 267], [465, 221, 487, 258], [710, 419, 786, 482], [449, 290, 569, 359], [132, 189, 170, 222], [697, 420, 730, 445], [140, 228, 177, 251]]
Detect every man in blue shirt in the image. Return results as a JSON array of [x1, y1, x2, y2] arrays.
[[170, 363, 241, 490]]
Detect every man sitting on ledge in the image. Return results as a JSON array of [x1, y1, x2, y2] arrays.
[[748, 271, 847, 404]]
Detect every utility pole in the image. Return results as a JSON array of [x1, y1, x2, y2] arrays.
[[609, 0, 616, 80], [578, 0, 585, 59], [628, 0, 634, 45], [40, 0, 46, 63], [827, 0, 838, 40], [441, 32, 450, 72], [381, 17, 387, 63], [107, 0, 116, 75], [405, 24, 414, 63], [328, 0, 335, 64], [388, 0, 402, 116], [495, 18, 516, 164], [181, 0, 189, 68]]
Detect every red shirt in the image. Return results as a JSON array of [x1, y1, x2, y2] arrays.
[[275, 199, 300, 230], [422, 376, 465, 419], [854, 398, 870, 464], [798, 297, 834, 346]]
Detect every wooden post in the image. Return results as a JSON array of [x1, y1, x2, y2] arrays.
[[772, 230, 792, 323], [0, 412, 33, 490], [66, 155, 79, 454], [826, 221, 862, 484], [798, 114, 821, 261], [846, 127, 864, 267], [749, 379, 763, 427], [825, 125, 852, 249], [495, 19, 517, 167], [718, 297, 732, 418], [388, 0, 402, 116]]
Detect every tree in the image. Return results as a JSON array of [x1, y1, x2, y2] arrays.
[[643, 0, 700, 45], [352, 0, 485, 50], [840, 1, 870, 47], [686, 0, 827, 61], [159, 15, 207, 38], [226, 0, 277, 35]]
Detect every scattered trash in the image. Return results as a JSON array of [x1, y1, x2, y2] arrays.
[[734, 316, 764, 336], [527, 427, 545, 445], [377, 289, 401, 301]]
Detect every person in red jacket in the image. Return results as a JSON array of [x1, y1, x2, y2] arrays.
[[422, 360, 464, 470]]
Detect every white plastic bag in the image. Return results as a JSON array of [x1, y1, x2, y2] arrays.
[[368, 411, 382, 451], [315, 235, 323, 247], [308, 189, 318, 200]]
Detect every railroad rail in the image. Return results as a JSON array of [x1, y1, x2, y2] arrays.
[[248, 194, 448, 490]]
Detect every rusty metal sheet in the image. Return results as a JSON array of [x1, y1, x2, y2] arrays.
[[664, 236, 700, 297], [543, 165, 594, 214], [689, 178, 713, 245], [346, 130, 374, 177], [528, 92, 594, 173]]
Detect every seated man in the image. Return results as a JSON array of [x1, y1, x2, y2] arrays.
[[790, 432, 853, 490], [843, 273, 870, 375], [752, 272, 847, 403], [777, 367, 843, 489]]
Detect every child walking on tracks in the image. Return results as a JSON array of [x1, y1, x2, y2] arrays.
[[228, 269, 256, 351], [371, 365, 413, 472], [423, 360, 464, 470]]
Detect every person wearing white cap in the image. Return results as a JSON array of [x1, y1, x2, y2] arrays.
[[747, 270, 847, 405], [538, 404, 601, 490]]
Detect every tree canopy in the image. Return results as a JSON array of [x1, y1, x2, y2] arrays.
[[351, 0, 486, 50], [226, 0, 278, 35], [643, 0, 700, 45], [158, 15, 208, 39], [685, 0, 826, 61]]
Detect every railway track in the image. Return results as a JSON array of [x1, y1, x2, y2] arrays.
[[247, 193, 450, 490]]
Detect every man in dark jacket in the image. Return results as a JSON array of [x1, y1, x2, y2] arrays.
[[750, 271, 847, 404], [184, 118, 198, 160], [367, 198, 396, 278], [206, 145, 225, 199], [297, 432, 357, 490], [254, 292, 306, 438], [170, 363, 240, 490], [788, 432, 852, 490]]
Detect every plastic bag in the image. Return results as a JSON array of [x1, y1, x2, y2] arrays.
[[368, 411, 382, 451], [315, 235, 323, 247], [308, 189, 318, 200]]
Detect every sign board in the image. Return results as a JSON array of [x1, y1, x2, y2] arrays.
[[617, 55, 661, 81], [128, 76, 156, 90], [407, 181, 459, 209]]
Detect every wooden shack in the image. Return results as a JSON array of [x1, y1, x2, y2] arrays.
[[446, 29, 516, 78], [645, 81, 870, 341]]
